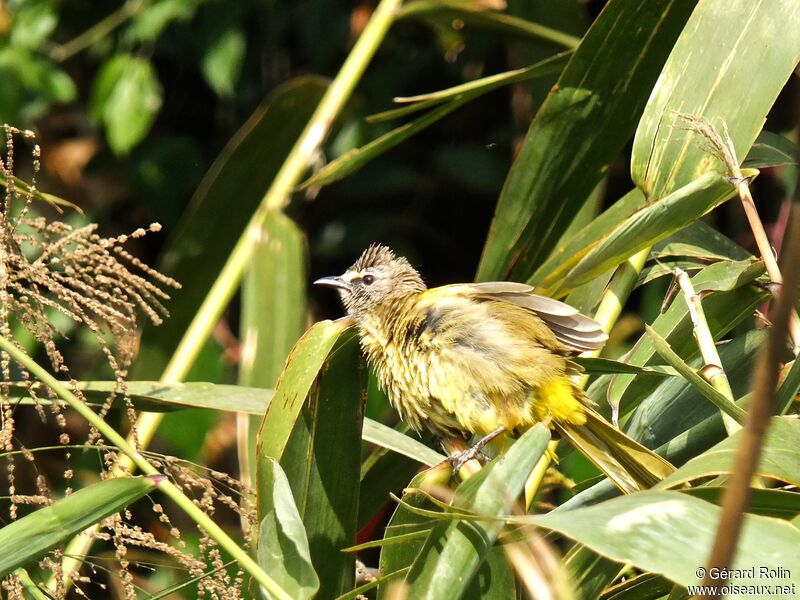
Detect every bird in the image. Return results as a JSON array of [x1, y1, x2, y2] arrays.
[[315, 244, 674, 493]]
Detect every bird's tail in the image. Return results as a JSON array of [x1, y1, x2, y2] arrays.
[[554, 407, 675, 494]]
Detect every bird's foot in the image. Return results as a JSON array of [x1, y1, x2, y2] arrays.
[[447, 446, 490, 479], [446, 426, 507, 479]]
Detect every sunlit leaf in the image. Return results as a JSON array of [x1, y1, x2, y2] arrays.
[[0, 476, 157, 577]]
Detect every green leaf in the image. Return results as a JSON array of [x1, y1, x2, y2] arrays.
[[258, 324, 364, 598], [202, 26, 246, 98], [133, 77, 328, 378], [572, 357, 677, 378], [776, 357, 800, 415], [525, 490, 800, 588], [257, 458, 320, 600], [10, 0, 58, 48], [239, 211, 307, 480], [650, 221, 751, 263], [372, 51, 570, 122], [398, 0, 581, 49], [645, 325, 747, 424], [531, 187, 647, 294], [3, 380, 272, 414], [126, 0, 200, 42], [90, 55, 163, 155], [681, 487, 800, 520], [564, 544, 622, 600], [599, 261, 768, 420], [256, 320, 353, 460], [240, 212, 307, 388], [631, 0, 800, 197], [743, 131, 798, 169], [625, 330, 765, 449], [302, 53, 566, 190], [477, 0, 696, 281], [362, 419, 445, 467], [657, 416, 800, 489], [404, 425, 551, 597], [0, 476, 157, 577], [565, 171, 753, 288]]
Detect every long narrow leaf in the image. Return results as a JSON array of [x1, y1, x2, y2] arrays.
[[0, 476, 157, 577]]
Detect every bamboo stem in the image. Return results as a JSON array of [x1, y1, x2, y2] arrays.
[[674, 268, 740, 435], [0, 335, 292, 600], [734, 177, 800, 350]]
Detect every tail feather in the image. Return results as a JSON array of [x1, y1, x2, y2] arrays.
[[555, 408, 675, 494]]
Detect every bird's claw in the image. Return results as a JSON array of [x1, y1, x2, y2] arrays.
[[447, 446, 490, 479]]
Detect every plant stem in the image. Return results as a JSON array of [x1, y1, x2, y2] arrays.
[[524, 248, 650, 507], [49, 0, 147, 62], [733, 178, 800, 350], [674, 268, 740, 435], [0, 335, 292, 600], [701, 208, 800, 599], [53, 0, 403, 589]]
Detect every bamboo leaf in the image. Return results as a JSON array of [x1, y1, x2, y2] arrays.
[[371, 52, 570, 122], [398, 1, 581, 49], [565, 171, 753, 288], [681, 487, 800, 520], [656, 416, 800, 489], [573, 357, 676, 378], [521, 491, 800, 588], [644, 325, 747, 424], [404, 425, 551, 597], [743, 131, 798, 169], [625, 330, 765, 449], [531, 187, 646, 293], [631, 0, 800, 198], [256, 319, 353, 460], [302, 54, 567, 189], [598, 261, 769, 420], [362, 419, 445, 467], [477, 0, 696, 281], [0, 476, 157, 577], [259, 325, 364, 598], [258, 458, 319, 600]]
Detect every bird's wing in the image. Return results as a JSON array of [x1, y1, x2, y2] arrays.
[[469, 282, 607, 352]]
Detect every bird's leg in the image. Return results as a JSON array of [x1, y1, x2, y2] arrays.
[[448, 426, 507, 478]]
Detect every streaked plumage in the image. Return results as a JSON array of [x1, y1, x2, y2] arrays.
[[316, 244, 674, 492]]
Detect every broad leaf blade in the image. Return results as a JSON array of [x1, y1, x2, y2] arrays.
[[526, 491, 800, 588], [256, 319, 353, 460], [565, 171, 753, 288], [264, 328, 365, 598], [477, 0, 696, 281], [657, 416, 800, 489], [631, 0, 800, 197], [258, 458, 319, 600]]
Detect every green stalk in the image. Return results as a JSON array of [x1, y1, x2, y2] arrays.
[[675, 267, 740, 434], [524, 248, 650, 507], [53, 0, 404, 590], [0, 336, 293, 600]]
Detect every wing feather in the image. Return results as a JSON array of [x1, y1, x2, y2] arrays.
[[470, 282, 607, 352]]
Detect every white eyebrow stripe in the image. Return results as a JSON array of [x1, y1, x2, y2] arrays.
[[342, 269, 376, 283]]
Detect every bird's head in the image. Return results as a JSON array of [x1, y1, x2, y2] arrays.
[[315, 244, 426, 316]]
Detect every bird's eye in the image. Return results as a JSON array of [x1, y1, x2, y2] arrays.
[[362, 274, 375, 285]]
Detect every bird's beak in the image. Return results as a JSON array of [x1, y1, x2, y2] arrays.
[[314, 276, 351, 291]]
